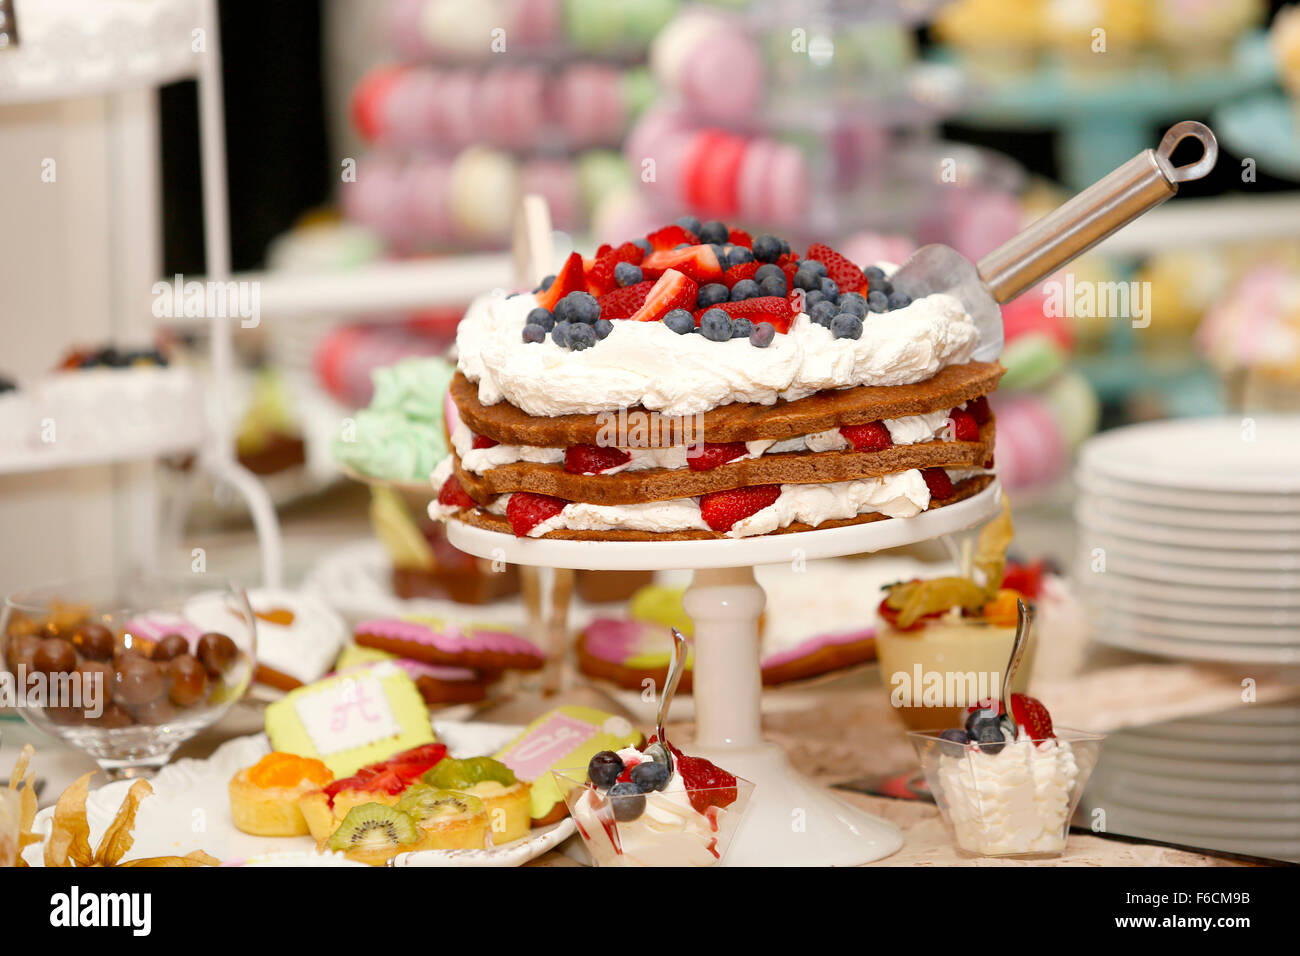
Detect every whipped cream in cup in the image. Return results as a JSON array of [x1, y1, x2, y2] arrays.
[[909, 728, 1105, 858], [554, 747, 754, 867]]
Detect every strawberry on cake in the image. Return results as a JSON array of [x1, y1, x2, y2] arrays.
[[430, 218, 1001, 540]]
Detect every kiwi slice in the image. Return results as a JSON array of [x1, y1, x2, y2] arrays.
[[422, 756, 517, 791], [327, 803, 419, 853], [396, 785, 485, 823]]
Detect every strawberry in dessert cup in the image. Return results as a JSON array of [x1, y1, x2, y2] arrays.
[[553, 742, 754, 867], [909, 695, 1104, 858]]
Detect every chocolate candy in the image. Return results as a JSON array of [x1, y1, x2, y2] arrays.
[[33, 639, 76, 677], [196, 632, 237, 677], [167, 654, 208, 707], [72, 622, 115, 661], [151, 633, 190, 662], [113, 656, 165, 706]]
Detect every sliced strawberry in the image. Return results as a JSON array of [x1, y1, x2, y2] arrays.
[[686, 442, 748, 471], [984, 455, 995, 469], [437, 474, 476, 509], [728, 227, 753, 248], [776, 252, 800, 267], [691, 296, 797, 334], [966, 394, 992, 425], [594, 243, 612, 258], [629, 270, 698, 323], [385, 743, 448, 780], [1010, 693, 1054, 740], [646, 223, 699, 251], [596, 280, 654, 319], [565, 443, 632, 474], [876, 595, 946, 632], [699, 485, 780, 533], [536, 251, 585, 311], [641, 245, 723, 284], [921, 468, 953, 500], [506, 492, 567, 536], [806, 242, 865, 294], [677, 753, 739, 813], [584, 241, 645, 296], [780, 258, 801, 287], [721, 260, 760, 289], [471, 434, 498, 450], [948, 407, 979, 441], [1001, 560, 1045, 600], [840, 421, 892, 452]]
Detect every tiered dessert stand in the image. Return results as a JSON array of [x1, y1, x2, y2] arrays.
[[449, 483, 1002, 867]]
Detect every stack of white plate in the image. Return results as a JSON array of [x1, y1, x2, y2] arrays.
[[1075, 416, 1300, 664], [1080, 702, 1300, 862]]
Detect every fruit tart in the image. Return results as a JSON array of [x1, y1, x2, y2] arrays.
[[324, 789, 489, 865], [422, 756, 532, 844], [229, 752, 333, 837], [298, 742, 447, 845]]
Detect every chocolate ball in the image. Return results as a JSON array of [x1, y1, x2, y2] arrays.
[[75, 658, 114, 704], [94, 703, 135, 729], [133, 697, 176, 726], [167, 653, 208, 708], [33, 638, 76, 676], [5, 633, 41, 675], [113, 657, 165, 706], [151, 633, 190, 662], [196, 632, 238, 678], [72, 622, 115, 661]]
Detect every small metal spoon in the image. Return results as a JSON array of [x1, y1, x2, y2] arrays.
[[1000, 600, 1033, 737], [643, 627, 688, 777]]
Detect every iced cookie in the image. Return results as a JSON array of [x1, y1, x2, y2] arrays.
[[335, 643, 492, 705], [493, 706, 642, 825], [184, 588, 347, 691], [264, 661, 436, 777], [354, 615, 544, 671]]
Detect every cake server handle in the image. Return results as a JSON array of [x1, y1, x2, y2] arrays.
[[977, 121, 1217, 304]]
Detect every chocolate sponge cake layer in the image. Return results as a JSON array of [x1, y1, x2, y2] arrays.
[[450, 362, 1004, 447], [453, 420, 994, 505], [448, 474, 994, 542]]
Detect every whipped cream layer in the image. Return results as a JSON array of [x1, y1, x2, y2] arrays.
[[428, 466, 986, 538], [456, 283, 979, 417], [451, 406, 960, 476], [571, 747, 737, 866], [937, 735, 1080, 856]]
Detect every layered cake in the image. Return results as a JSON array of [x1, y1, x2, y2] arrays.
[[430, 220, 1001, 540]]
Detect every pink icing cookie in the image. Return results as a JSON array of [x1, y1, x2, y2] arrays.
[[354, 616, 544, 671]]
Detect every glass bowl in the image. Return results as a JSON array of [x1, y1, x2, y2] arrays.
[[553, 768, 755, 867], [909, 728, 1106, 859], [2, 574, 256, 779]]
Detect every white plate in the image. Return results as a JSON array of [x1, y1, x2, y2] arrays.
[[1120, 720, 1300, 745], [1095, 768, 1300, 803], [1077, 531, 1300, 572], [1090, 623, 1300, 664], [22, 719, 575, 867], [1092, 786, 1300, 820], [1095, 750, 1300, 783], [1079, 493, 1300, 533], [1077, 550, 1300, 589], [1081, 801, 1300, 840], [1077, 470, 1300, 513], [1088, 608, 1300, 646], [1104, 734, 1300, 763], [1078, 570, 1300, 608], [1076, 502, 1300, 551], [1082, 588, 1300, 626], [1079, 416, 1300, 493]]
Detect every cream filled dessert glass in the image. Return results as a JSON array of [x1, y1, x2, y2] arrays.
[[554, 744, 754, 867], [910, 708, 1104, 859]]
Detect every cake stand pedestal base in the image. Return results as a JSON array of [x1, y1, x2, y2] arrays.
[[684, 566, 901, 867]]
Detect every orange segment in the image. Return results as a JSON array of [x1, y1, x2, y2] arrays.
[[248, 752, 333, 788]]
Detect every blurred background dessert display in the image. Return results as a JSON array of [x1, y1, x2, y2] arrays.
[[3, 0, 1300, 869]]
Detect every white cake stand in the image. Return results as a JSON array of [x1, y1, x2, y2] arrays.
[[447, 480, 1002, 866]]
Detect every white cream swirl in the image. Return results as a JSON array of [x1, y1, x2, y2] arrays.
[[456, 286, 979, 417]]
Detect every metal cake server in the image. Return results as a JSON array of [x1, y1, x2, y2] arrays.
[[643, 627, 689, 778], [891, 121, 1218, 362]]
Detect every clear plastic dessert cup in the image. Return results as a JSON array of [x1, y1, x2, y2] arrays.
[[553, 769, 755, 867], [909, 728, 1105, 859], [2, 574, 256, 780]]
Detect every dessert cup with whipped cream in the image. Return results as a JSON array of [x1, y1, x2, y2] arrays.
[[910, 726, 1104, 858], [554, 745, 754, 867]]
